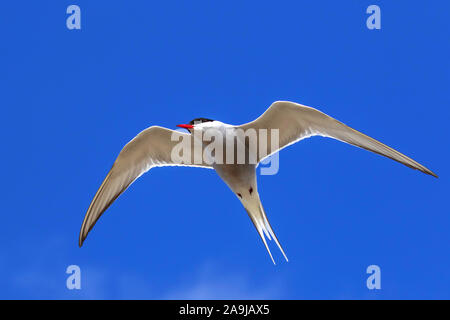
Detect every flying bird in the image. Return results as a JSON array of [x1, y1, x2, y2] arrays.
[[79, 101, 437, 263]]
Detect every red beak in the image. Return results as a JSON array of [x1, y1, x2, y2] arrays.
[[177, 124, 194, 129]]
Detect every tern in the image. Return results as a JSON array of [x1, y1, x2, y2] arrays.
[[79, 101, 437, 263]]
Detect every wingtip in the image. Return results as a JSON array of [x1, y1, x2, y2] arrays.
[[424, 169, 438, 178], [78, 233, 85, 248]]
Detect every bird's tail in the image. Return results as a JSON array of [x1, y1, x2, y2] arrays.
[[244, 200, 288, 264]]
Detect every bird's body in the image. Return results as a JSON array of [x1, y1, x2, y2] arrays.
[[79, 101, 437, 264]]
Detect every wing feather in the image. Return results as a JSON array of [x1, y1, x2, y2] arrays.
[[79, 126, 211, 247], [240, 101, 437, 177]]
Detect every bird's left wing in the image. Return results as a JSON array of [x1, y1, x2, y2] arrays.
[[79, 126, 211, 247], [239, 101, 437, 177]]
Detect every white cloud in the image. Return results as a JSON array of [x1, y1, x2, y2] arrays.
[[164, 262, 284, 300]]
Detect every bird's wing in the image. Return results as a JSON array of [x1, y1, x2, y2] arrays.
[[239, 101, 437, 177], [79, 126, 212, 247]]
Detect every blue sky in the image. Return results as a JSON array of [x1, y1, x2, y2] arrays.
[[0, 1, 449, 299]]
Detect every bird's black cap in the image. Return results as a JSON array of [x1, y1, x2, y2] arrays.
[[189, 118, 214, 125]]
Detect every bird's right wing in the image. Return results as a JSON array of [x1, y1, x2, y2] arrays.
[[239, 101, 437, 177], [79, 126, 211, 247]]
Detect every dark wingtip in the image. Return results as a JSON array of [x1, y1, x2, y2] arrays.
[[78, 233, 85, 248], [424, 168, 438, 178]]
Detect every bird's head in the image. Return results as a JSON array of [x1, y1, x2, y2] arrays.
[[177, 118, 216, 133]]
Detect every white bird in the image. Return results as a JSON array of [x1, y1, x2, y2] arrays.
[[79, 101, 437, 263]]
